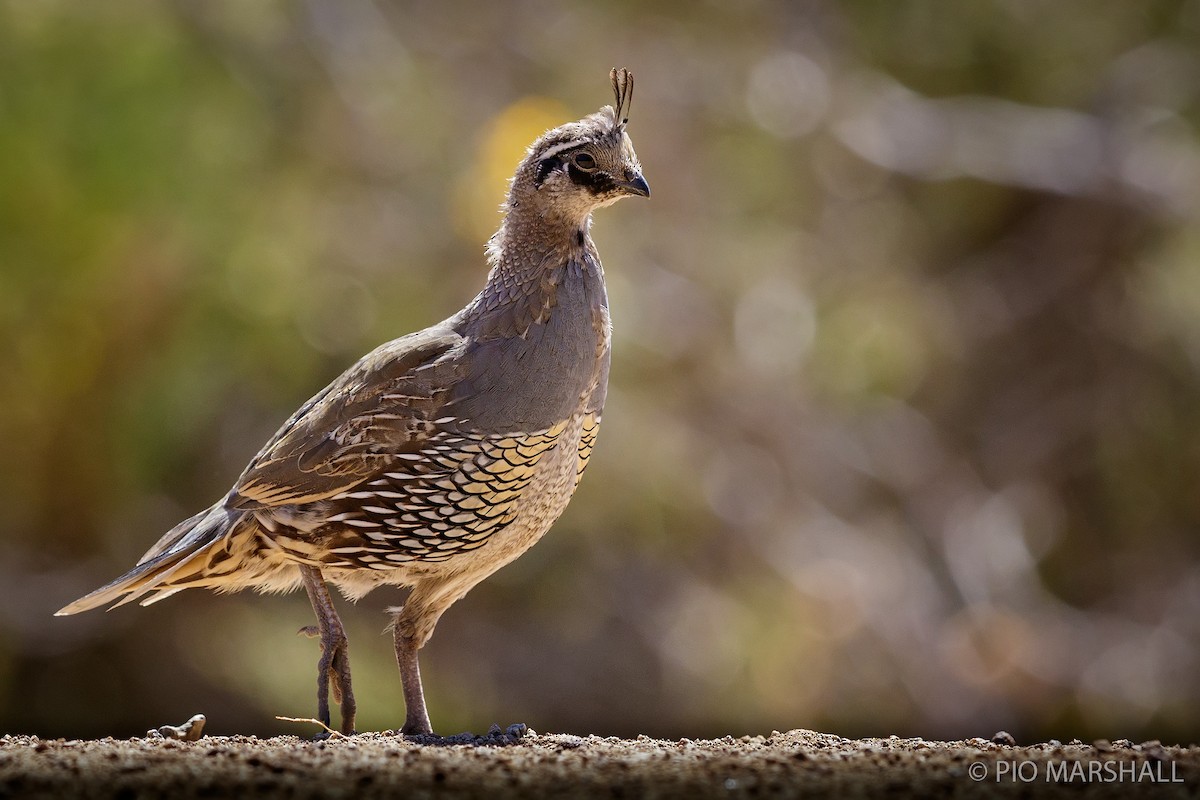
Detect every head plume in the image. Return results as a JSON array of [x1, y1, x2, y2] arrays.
[[610, 67, 634, 130]]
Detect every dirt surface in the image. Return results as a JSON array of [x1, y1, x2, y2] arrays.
[[1, 727, 1197, 798]]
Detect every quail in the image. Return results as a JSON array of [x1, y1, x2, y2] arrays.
[[57, 69, 649, 737]]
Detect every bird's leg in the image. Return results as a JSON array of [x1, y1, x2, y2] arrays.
[[393, 624, 433, 736], [299, 564, 357, 735]]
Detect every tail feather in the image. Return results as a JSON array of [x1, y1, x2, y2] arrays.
[[55, 504, 236, 616], [135, 507, 210, 565], [105, 545, 218, 610]]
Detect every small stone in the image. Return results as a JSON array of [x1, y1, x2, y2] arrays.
[[1141, 742, 1169, 762], [991, 731, 1016, 746], [146, 714, 206, 742]]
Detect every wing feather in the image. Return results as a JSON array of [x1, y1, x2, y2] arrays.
[[230, 327, 465, 510]]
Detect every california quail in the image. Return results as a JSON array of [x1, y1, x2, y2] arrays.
[[57, 69, 649, 737]]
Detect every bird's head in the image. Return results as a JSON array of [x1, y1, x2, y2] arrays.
[[508, 68, 650, 227]]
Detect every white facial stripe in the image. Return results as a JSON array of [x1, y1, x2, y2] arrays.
[[537, 139, 589, 162]]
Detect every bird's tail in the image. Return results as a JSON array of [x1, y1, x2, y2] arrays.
[[55, 503, 240, 615]]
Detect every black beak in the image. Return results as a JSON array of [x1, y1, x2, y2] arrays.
[[616, 172, 650, 198]]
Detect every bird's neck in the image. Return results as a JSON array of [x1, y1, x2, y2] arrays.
[[489, 204, 596, 285], [498, 199, 592, 260], [459, 207, 601, 335]]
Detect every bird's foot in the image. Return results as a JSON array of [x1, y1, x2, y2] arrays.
[[299, 565, 357, 736], [400, 709, 433, 738], [329, 664, 343, 705], [401, 722, 531, 746], [309, 628, 356, 735]]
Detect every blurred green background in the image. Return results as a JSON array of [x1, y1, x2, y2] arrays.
[[2, 0, 1199, 744]]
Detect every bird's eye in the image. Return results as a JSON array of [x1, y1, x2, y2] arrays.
[[573, 152, 597, 170]]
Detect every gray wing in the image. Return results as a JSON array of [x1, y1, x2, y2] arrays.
[[229, 327, 466, 510]]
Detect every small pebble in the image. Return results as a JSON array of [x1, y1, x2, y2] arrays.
[[146, 714, 206, 743]]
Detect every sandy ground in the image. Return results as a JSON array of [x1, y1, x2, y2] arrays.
[[1, 726, 1197, 799]]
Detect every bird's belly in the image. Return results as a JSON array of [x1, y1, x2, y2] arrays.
[[474, 411, 590, 566], [305, 409, 597, 598]]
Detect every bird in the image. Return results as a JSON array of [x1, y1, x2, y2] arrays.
[[56, 68, 649, 737]]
